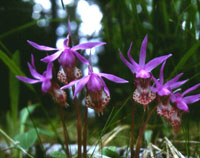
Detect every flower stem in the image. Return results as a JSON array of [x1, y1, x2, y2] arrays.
[[135, 104, 158, 158], [83, 107, 88, 158], [59, 105, 71, 158], [135, 108, 146, 158], [130, 100, 136, 158], [72, 86, 82, 158]]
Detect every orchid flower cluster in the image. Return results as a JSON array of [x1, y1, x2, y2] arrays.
[[120, 35, 200, 132], [16, 19, 200, 157], [17, 21, 128, 111]]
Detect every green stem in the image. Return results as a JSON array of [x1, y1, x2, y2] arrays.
[[0, 128, 33, 158]]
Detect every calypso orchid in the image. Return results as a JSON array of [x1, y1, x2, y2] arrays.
[[151, 61, 188, 131], [171, 83, 200, 112], [120, 35, 172, 106], [27, 20, 106, 83], [16, 55, 67, 106], [61, 54, 128, 113], [16, 54, 53, 93]]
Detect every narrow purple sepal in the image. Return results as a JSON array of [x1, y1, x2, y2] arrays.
[[98, 73, 128, 83], [145, 54, 172, 72], [170, 79, 188, 90], [160, 61, 166, 84], [74, 75, 90, 97], [46, 62, 53, 79], [100, 77, 110, 96], [27, 40, 58, 51], [182, 83, 200, 96], [165, 73, 184, 86], [27, 62, 43, 80], [16, 76, 40, 84], [41, 79, 52, 93], [72, 42, 106, 51], [120, 52, 136, 73], [61, 78, 83, 90], [139, 35, 148, 66], [176, 101, 189, 112], [183, 94, 200, 104], [72, 50, 89, 65], [41, 50, 63, 63]]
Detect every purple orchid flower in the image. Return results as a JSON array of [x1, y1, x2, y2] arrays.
[[27, 40, 105, 67], [120, 35, 172, 79], [61, 61, 128, 112], [171, 83, 200, 112], [16, 55, 53, 93], [151, 61, 188, 96], [27, 19, 106, 68]]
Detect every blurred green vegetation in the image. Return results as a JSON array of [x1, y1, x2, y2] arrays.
[[0, 0, 200, 157]]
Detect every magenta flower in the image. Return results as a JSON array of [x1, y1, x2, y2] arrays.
[[27, 40, 105, 66], [151, 61, 188, 96], [61, 64, 128, 112], [119, 35, 172, 107], [16, 55, 53, 93], [171, 83, 200, 112], [120, 35, 172, 79]]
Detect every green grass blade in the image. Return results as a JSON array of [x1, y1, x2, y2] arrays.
[[9, 51, 20, 129], [169, 41, 200, 78], [0, 49, 35, 92]]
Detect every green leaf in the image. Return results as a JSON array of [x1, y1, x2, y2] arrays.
[[50, 151, 66, 158], [0, 49, 34, 92], [37, 128, 55, 137], [9, 51, 20, 127], [144, 130, 153, 144], [102, 146, 120, 158], [15, 129, 38, 150], [20, 105, 37, 133]]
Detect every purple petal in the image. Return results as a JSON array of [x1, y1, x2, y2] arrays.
[[127, 43, 136, 64], [87, 74, 104, 91], [139, 35, 148, 66], [145, 54, 172, 72], [182, 83, 200, 96], [72, 50, 89, 65], [27, 62, 43, 80], [100, 77, 110, 96], [27, 40, 58, 51], [16, 76, 40, 84], [61, 78, 83, 90], [41, 79, 51, 93], [45, 62, 53, 79], [160, 61, 166, 84], [41, 50, 63, 63], [71, 42, 106, 51], [74, 75, 90, 97], [169, 79, 188, 90], [120, 52, 136, 73], [152, 75, 161, 89], [166, 73, 184, 86], [176, 101, 189, 112], [98, 73, 128, 83], [31, 54, 36, 69], [183, 94, 200, 104]]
